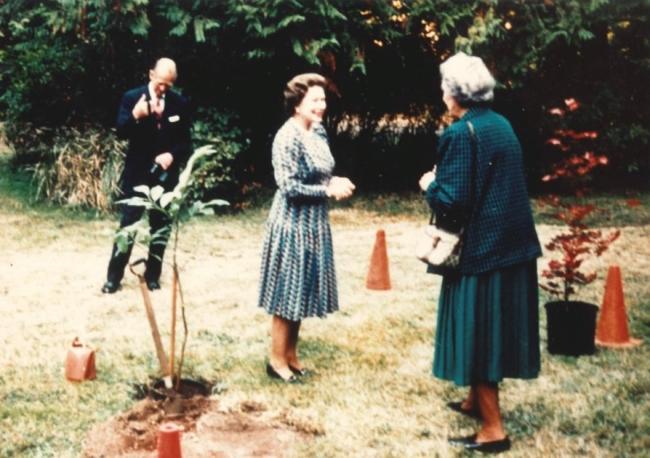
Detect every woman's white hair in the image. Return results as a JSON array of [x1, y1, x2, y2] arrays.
[[440, 52, 495, 105]]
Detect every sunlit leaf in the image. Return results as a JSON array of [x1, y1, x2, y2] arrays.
[[116, 197, 151, 208], [204, 198, 229, 208], [150, 185, 164, 201], [133, 185, 150, 195], [159, 192, 176, 208]]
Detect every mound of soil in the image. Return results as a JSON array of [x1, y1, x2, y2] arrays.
[[82, 396, 315, 457]]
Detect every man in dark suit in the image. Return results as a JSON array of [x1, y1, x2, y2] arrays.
[[102, 57, 192, 293]]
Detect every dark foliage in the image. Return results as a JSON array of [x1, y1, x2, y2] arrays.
[[1, 0, 648, 206]]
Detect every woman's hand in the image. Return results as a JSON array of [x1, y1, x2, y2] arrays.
[[419, 168, 436, 191], [327, 176, 356, 201]]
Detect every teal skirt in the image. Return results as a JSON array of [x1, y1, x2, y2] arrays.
[[433, 260, 540, 386]]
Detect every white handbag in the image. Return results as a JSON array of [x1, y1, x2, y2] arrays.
[[415, 223, 462, 267], [416, 121, 488, 275]]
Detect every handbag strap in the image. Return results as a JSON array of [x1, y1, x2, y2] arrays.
[[465, 120, 496, 226], [467, 121, 478, 222], [428, 120, 495, 227]]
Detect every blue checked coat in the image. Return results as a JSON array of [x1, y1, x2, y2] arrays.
[[257, 119, 339, 320], [425, 107, 541, 274]]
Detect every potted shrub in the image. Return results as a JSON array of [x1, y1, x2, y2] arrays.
[[115, 145, 228, 392], [540, 98, 620, 356]]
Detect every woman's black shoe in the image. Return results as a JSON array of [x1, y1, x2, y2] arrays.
[[289, 365, 309, 377], [449, 434, 511, 454], [266, 363, 299, 383], [447, 401, 482, 420]]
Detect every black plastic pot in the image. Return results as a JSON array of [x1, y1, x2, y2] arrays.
[[544, 301, 598, 356]]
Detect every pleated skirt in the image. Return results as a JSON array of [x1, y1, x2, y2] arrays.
[[433, 260, 540, 386], [257, 192, 338, 321]]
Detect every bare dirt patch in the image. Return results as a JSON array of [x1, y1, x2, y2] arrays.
[[83, 397, 314, 457]]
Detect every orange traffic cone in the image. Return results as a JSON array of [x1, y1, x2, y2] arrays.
[[157, 423, 182, 458], [366, 229, 391, 290], [595, 265, 642, 348]]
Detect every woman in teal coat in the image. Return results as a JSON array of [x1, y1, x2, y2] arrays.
[[419, 52, 542, 454]]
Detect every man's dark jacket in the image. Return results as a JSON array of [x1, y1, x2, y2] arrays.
[[116, 85, 192, 195]]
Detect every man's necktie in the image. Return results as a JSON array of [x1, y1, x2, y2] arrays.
[[153, 97, 162, 129]]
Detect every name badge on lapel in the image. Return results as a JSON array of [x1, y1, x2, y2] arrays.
[[168, 115, 180, 123]]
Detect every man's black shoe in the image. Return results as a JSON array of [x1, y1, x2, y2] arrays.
[[101, 281, 120, 294], [146, 280, 161, 291]]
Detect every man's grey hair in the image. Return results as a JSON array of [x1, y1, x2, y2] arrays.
[[440, 52, 495, 105]]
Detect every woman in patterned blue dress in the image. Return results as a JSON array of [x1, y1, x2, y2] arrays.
[[419, 53, 542, 453], [258, 73, 355, 383]]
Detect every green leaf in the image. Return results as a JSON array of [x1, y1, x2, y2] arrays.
[[292, 39, 304, 57], [133, 185, 150, 195], [159, 191, 177, 208], [246, 49, 272, 60], [116, 197, 151, 208], [204, 19, 220, 31], [129, 13, 151, 37], [114, 219, 151, 250], [251, 21, 263, 35], [577, 29, 595, 41], [318, 2, 347, 22], [175, 145, 216, 194], [170, 21, 189, 37], [150, 185, 164, 202], [194, 17, 205, 42], [204, 198, 230, 207], [277, 15, 306, 29], [150, 226, 171, 245], [114, 231, 130, 254]]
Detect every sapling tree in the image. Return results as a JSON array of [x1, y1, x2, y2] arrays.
[[115, 145, 228, 389], [540, 98, 619, 301]]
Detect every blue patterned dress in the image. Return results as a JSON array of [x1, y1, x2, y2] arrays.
[[258, 118, 338, 321]]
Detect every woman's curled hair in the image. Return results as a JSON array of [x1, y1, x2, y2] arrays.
[[284, 73, 327, 114]]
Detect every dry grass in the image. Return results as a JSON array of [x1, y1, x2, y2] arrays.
[[29, 126, 125, 211], [0, 186, 649, 456], [0, 127, 650, 458], [2, 123, 125, 212]]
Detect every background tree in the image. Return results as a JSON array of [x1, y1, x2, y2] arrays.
[[1, 0, 648, 207]]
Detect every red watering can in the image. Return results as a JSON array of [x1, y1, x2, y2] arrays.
[[65, 337, 96, 381]]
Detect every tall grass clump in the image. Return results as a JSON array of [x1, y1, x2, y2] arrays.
[[7, 123, 125, 211]]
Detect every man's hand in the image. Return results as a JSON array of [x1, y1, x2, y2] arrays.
[[132, 94, 150, 120], [154, 152, 174, 170]]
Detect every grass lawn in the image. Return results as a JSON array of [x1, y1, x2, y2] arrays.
[[1, 158, 649, 457]]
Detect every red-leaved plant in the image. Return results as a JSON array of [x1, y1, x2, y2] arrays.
[[540, 98, 620, 301]]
